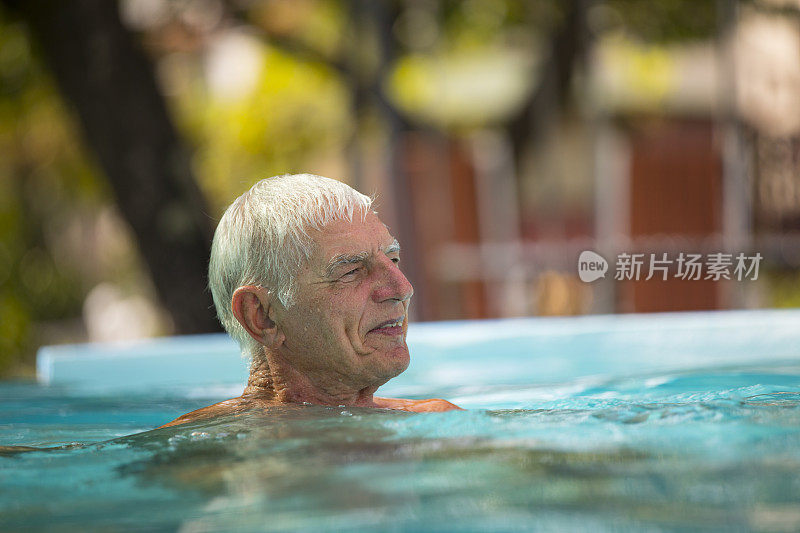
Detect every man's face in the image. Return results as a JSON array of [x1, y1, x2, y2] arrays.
[[272, 210, 414, 392]]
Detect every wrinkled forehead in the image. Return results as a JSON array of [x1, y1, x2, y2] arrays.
[[305, 211, 396, 266]]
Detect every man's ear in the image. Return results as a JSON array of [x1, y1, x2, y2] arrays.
[[231, 286, 284, 349]]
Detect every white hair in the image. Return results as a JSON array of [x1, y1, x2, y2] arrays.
[[209, 173, 374, 360]]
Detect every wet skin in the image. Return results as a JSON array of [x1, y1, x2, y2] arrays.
[[161, 211, 460, 428]]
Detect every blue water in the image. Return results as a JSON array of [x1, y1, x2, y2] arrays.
[[3, 362, 800, 532]]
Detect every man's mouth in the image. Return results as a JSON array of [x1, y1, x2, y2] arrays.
[[368, 316, 405, 335]]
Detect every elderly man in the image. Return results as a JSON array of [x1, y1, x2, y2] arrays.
[[162, 174, 460, 427]]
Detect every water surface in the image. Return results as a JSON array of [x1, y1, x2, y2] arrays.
[[3, 363, 800, 531]]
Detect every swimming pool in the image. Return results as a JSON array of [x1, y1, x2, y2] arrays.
[[3, 310, 800, 531]]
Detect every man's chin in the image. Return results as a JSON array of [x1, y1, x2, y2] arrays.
[[371, 345, 411, 381]]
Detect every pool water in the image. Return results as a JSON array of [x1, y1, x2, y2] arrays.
[[3, 312, 800, 531]]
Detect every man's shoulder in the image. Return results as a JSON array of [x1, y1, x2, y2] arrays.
[[157, 395, 462, 428], [157, 397, 263, 428], [374, 396, 463, 412]]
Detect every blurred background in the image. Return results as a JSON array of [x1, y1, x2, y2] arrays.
[[1, 0, 800, 377]]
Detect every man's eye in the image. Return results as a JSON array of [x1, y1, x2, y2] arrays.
[[340, 267, 361, 279], [391, 257, 400, 264]]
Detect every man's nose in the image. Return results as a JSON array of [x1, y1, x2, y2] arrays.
[[372, 257, 414, 303]]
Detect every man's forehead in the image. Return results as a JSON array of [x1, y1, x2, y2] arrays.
[[312, 214, 397, 258]]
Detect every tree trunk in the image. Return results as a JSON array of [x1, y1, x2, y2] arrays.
[[5, 0, 220, 334], [508, 0, 592, 165]]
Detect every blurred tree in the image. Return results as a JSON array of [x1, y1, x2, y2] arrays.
[[2, 0, 220, 334], [0, 9, 96, 374], [508, 0, 592, 166]]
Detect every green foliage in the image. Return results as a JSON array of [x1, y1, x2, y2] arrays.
[[439, 0, 536, 51], [170, 42, 352, 212], [0, 8, 108, 375], [605, 0, 718, 43]]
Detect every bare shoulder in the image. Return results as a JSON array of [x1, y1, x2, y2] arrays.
[[157, 397, 267, 428], [374, 397, 463, 413], [158, 396, 462, 428]]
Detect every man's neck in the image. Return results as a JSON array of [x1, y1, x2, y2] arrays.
[[242, 355, 380, 407]]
